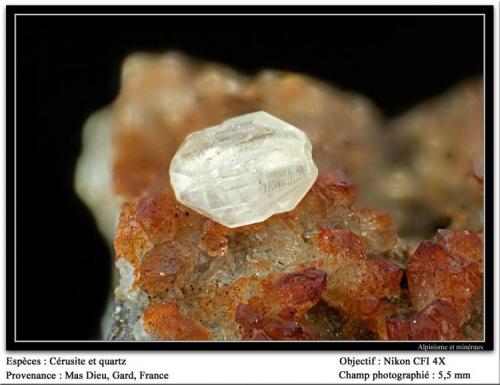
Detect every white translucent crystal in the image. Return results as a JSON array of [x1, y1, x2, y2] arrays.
[[169, 111, 318, 227]]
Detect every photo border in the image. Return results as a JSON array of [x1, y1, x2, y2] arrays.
[[6, 4, 495, 351]]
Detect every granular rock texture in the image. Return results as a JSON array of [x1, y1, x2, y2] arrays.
[[111, 171, 483, 341], [113, 172, 402, 340], [74, 52, 484, 341]]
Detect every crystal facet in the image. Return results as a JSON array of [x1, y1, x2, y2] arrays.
[[169, 111, 319, 228]]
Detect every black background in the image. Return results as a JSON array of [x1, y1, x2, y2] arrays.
[[15, 11, 484, 340]]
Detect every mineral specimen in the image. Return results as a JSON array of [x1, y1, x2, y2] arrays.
[[112, 171, 405, 340], [111, 170, 483, 341], [169, 111, 319, 228], [75, 52, 483, 245], [73, 52, 484, 341]]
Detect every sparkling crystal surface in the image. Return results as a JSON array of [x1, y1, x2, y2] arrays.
[[169, 111, 318, 227]]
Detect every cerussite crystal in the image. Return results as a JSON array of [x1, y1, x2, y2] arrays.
[[169, 111, 319, 228]]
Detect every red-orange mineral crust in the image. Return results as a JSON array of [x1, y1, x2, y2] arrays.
[[407, 233, 481, 321], [135, 193, 180, 245], [113, 165, 484, 341], [139, 242, 196, 297], [436, 229, 483, 271], [387, 300, 462, 340], [113, 171, 419, 340], [234, 268, 327, 340], [311, 228, 403, 339], [143, 303, 211, 340], [387, 229, 483, 340]]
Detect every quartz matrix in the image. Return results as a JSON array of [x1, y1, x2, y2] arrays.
[[170, 111, 318, 227]]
